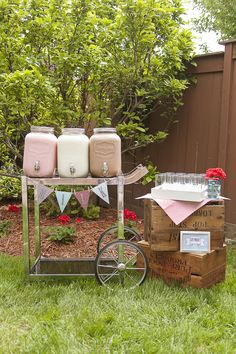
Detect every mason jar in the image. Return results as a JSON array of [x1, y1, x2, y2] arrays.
[[23, 126, 57, 177], [90, 127, 121, 177], [57, 128, 89, 177]]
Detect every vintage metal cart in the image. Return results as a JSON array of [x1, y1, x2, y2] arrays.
[[22, 165, 148, 289]]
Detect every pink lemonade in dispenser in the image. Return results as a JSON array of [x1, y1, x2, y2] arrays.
[[23, 126, 57, 177]]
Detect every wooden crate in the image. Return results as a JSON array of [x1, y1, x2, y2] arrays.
[[144, 199, 225, 251], [150, 264, 226, 288], [189, 265, 226, 288], [137, 241, 226, 288]]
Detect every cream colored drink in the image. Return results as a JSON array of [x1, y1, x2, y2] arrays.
[[57, 128, 89, 177]]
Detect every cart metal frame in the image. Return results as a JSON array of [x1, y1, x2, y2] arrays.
[[22, 165, 148, 281]]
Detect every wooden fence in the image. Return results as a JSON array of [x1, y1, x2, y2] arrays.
[[112, 39, 236, 224]]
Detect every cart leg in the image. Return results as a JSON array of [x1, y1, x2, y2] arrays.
[[117, 174, 125, 239], [22, 176, 30, 276], [117, 175, 125, 266], [34, 184, 41, 259]]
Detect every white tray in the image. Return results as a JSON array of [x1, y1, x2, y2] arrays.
[[151, 185, 207, 202]]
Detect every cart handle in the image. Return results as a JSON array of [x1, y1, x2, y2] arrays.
[[123, 164, 148, 185]]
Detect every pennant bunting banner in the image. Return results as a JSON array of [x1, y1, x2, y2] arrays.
[[74, 190, 90, 211], [55, 191, 72, 213], [28, 178, 40, 186], [92, 182, 110, 204], [37, 184, 54, 204]]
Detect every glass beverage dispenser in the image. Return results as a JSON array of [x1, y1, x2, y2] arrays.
[[23, 126, 57, 177], [89, 127, 121, 177], [57, 128, 89, 177]]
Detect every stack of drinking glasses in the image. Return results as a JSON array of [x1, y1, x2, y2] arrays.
[[152, 172, 208, 202], [155, 173, 207, 191]]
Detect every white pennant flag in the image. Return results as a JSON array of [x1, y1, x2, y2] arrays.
[[74, 190, 90, 211], [37, 184, 54, 204], [55, 191, 72, 213], [92, 182, 109, 204]]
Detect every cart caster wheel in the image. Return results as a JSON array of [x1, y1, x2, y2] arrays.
[[95, 240, 148, 289], [96, 225, 141, 253]]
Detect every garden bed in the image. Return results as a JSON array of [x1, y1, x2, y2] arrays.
[[0, 204, 144, 258]]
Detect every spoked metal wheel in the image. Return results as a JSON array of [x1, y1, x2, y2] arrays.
[[95, 240, 148, 289], [96, 226, 141, 253]]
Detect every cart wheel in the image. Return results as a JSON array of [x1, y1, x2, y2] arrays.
[[97, 225, 141, 253], [95, 240, 148, 289]]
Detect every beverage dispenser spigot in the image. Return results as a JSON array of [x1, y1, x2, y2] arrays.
[[102, 162, 109, 176], [34, 160, 40, 172], [70, 164, 76, 176]]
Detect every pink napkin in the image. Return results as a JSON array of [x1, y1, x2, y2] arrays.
[[152, 198, 212, 225]]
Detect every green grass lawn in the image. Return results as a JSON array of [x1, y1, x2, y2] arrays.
[[0, 247, 235, 354]]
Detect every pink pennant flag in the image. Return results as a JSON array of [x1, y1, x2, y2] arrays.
[[74, 190, 90, 211]]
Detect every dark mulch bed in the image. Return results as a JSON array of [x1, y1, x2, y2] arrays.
[[0, 204, 144, 258]]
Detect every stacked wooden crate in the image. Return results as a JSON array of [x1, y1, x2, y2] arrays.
[[138, 199, 226, 288]]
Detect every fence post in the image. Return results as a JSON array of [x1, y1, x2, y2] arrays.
[[218, 40, 235, 169]]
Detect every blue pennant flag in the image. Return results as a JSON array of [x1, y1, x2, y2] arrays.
[[55, 191, 72, 213]]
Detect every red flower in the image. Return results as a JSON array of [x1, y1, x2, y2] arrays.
[[8, 204, 20, 213], [57, 214, 70, 224], [205, 168, 226, 180], [124, 208, 137, 221], [75, 217, 81, 223]]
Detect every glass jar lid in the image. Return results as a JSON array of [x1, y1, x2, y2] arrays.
[[31, 126, 54, 133], [93, 127, 117, 134], [62, 128, 85, 134]]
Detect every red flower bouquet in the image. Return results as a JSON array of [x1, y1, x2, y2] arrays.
[[205, 168, 226, 180], [58, 214, 70, 224], [8, 204, 20, 213], [123, 208, 138, 235], [124, 208, 137, 221]]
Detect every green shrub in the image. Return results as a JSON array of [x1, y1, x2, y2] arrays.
[[45, 226, 76, 244], [0, 220, 12, 238], [40, 196, 60, 217], [0, 0, 194, 176], [0, 175, 21, 200], [83, 205, 100, 220], [141, 163, 159, 185], [65, 197, 82, 217]]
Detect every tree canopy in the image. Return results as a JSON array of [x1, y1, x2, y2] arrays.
[[193, 0, 236, 40], [0, 0, 194, 176]]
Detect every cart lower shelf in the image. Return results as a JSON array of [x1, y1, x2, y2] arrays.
[[31, 257, 114, 277], [29, 249, 148, 289]]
